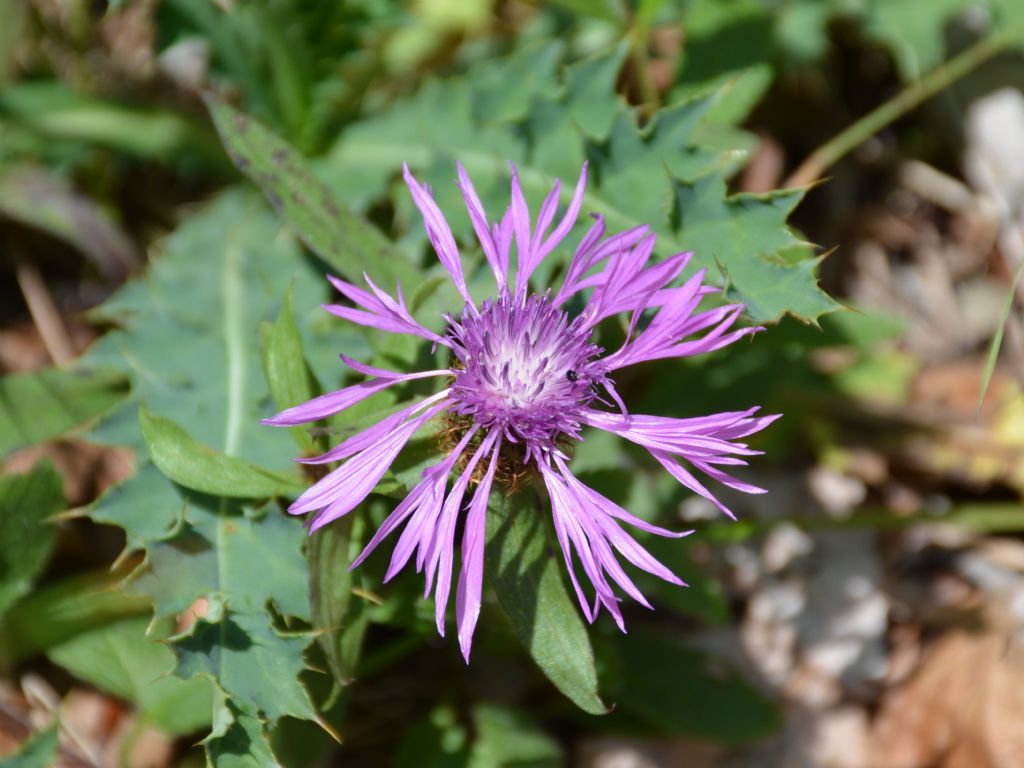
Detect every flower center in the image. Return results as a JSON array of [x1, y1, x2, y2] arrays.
[[446, 294, 604, 453]]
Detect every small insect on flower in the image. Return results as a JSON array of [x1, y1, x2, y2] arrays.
[[263, 161, 779, 661]]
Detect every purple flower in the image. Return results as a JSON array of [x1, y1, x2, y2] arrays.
[[265, 162, 778, 661]]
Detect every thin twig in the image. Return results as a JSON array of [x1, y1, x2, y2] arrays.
[[13, 250, 76, 366], [786, 24, 1024, 188]]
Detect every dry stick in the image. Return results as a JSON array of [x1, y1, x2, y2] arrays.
[[12, 251, 76, 366], [786, 24, 1024, 189]]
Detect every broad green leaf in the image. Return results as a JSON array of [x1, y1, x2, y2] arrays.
[[139, 405, 304, 498], [47, 616, 213, 735], [174, 607, 314, 726], [603, 632, 780, 744], [205, 95, 415, 289], [0, 463, 63, 616], [0, 367, 128, 457], [308, 513, 370, 690], [83, 190, 367, 550], [133, 504, 317, 729], [326, 45, 838, 323], [75, 190, 365, 749], [485, 493, 606, 716], [0, 725, 58, 768], [204, 700, 281, 768], [259, 287, 320, 454]]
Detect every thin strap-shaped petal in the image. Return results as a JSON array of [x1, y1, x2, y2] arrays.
[[456, 162, 506, 290], [298, 390, 450, 465], [534, 162, 588, 269], [385, 427, 478, 581], [338, 354, 451, 381], [263, 367, 451, 427], [403, 164, 472, 304], [291, 401, 447, 520], [456, 434, 501, 662], [428, 430, 497, 637]]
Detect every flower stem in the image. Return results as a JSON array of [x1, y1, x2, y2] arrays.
[[786, 23, 1024, 188]]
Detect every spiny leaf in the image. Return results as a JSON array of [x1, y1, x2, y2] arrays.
[[139, 405, 305, 498], [325, 45, 839, 323], [134, 504, 317, 729], [203, 699, 281, 768], [83, 190, 366, 550], [485, 493, 606, 716]]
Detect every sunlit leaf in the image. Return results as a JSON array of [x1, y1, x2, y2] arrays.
[[326, 45, 838, 324], [485, 493, 606, 715], [139, 405, 305, 498], [205, 95, 416, 289]]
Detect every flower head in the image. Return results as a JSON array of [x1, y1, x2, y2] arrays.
[[264, 161, 778, 661]]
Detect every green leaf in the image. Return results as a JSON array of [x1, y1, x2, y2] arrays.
[[204, 94, 415, 289], [485, 493, 606, 715], [47, 616, 213, 735], [467, 703, 562, 768], [0, 463, 63, 616], [83, 190, 366, 550], [174, 607, 314, 726], [0, 81, 224, 164], [0, 366, 128, 457], [139, 405, 304, 498], [603, 632, 780, 744], [204, 699, 281, 768], [0, 725, 58, 768], [0, 570, 149, 666], [325, 45, 838, 323], [308, 513, 370, 689], [133, 504, 318, 729], [259, 287, 320, 454]]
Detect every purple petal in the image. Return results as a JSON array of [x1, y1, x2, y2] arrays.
[[456, 435, 501, 662]]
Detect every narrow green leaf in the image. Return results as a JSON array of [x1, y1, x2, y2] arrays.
[[977, 259, 1024, 412], [47, 616, 213, 735], [0, 463, 63, 616], [0, 366, 129, 457], [308, 513, 370, 690], [485, 492, 606, 715], [0, 725, 59, 768], [259, 287, 319, 454], [0, 81, 224, 164], [139, 405, 304, 498], [204, 94, 412, 288]]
